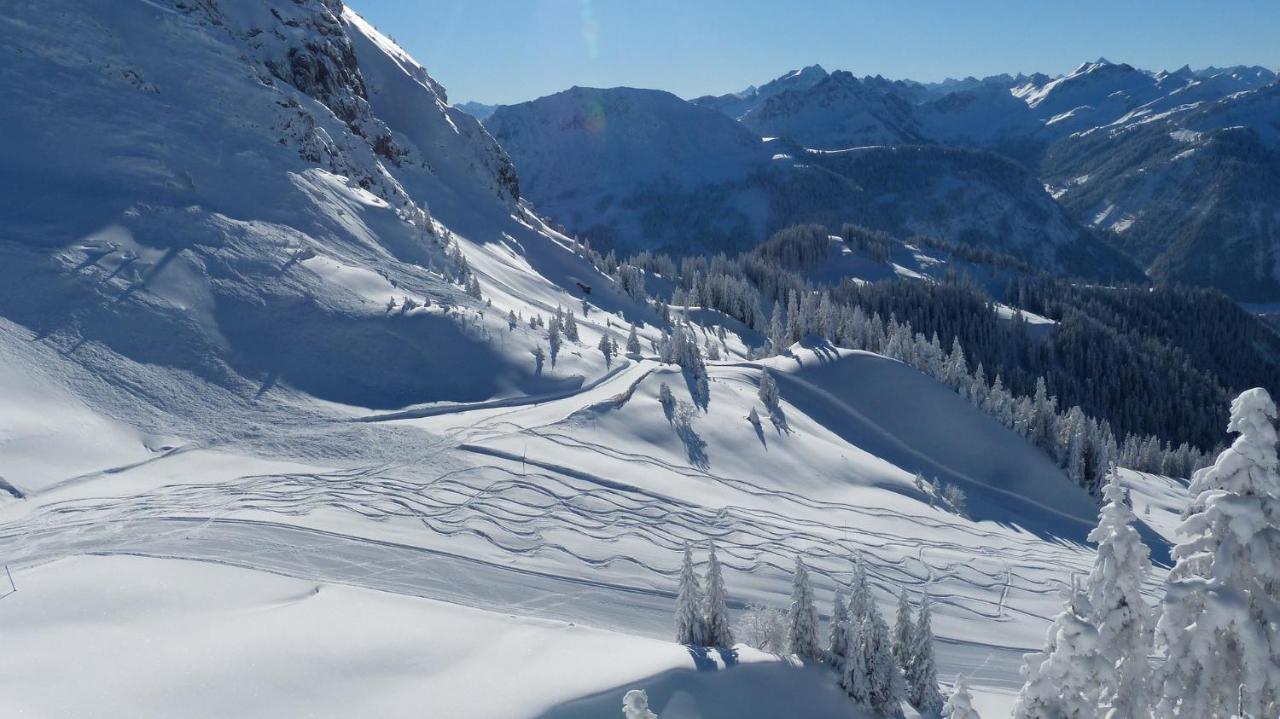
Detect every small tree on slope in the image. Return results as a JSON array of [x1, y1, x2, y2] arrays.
[[622, 689, 658, 719], [1157, 388, 1280, 719], [786, 556, 820, 661], [891, 588, 915, 671], [943, 676, 980, 719], [828, 587, 851, 665], [906, 592, 944, 716], [1012, 583, 1104, 719], [848, 556, 872, 627], [1086, 468, 1153, 719], [675, 544, 707, 646], [703, 541, 734, 648]]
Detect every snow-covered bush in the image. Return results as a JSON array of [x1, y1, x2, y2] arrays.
[[622, 689, 658, 719], [943, 676, 980, 719], [737, 603, 787, 654]]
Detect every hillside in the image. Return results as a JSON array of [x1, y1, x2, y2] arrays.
[[486, 87, 1138, 279]]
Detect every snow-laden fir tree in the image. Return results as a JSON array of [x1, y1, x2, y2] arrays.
[[828, 587, 851, 665], [548, 320, 562, 367], [841, 616, 874, 711], [674, 543, 707, 646], [848, 556, 872, 626], [943, 676, 979, 719], [626, 324, 641, 355], [1085, 468, 1152, 719], [864, 598, 906, 718], [703, 541, 734, 648], [622, 689, 658, 719], [1157, 388, 1280, 719], [1012, 582, 1103, 719], [531, 345, 545, 375], [758, 369, 779, 410], [892, 588, 915, 670], [598, 332, 615, 368], [564, 310, 580, 342], [786, 556, 820, 661], [906, 592, 944, 716]]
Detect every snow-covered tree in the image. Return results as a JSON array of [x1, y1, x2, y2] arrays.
[[548, 320, 562, 367], [906, 592, 944, 716], [758, 369, 779, 409], [1012, 583, 1103, 719], [626, 324, 642, 355], [943, 677, 980, 719], [564, 310, 580, 342], [737, 603, 787, 654], [841, 617, 874, 711], [786, 556, 820, 661], [892, 588, 915, 671], [598, 332, 616, 368], [703, 541, 734, 648], [1086, 469, 1152, 719], [864, 599, 905, 718], [829, 587, 851, 665], [507, 309, 518, 331], [531, 345, 545, 375], [1157, 388, 1280, 719], [848, 557, 872, 626], [622, 689, 658, 719], [675, 544, 707, 646]]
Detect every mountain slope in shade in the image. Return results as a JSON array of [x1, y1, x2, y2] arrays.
[[487, 86, 1140, 279], [740, 70, 926, 149]]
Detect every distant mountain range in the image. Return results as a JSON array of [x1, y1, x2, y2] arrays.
[[467, 60, 1280, 300]]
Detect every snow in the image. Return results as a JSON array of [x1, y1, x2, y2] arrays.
[[0, 555, 868, 719], [0, 1, 1205, 716]]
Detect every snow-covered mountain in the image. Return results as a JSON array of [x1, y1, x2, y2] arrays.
[[0, 2, 1270, 717], [486, 86, 1139, 279], [1043, 82, 1280, 300], [691, 63, 832, 120], [740, 71, 927, 149]]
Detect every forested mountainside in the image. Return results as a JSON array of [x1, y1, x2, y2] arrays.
[[480, 59, 1280, 301], [485, 88, 1140, 280]]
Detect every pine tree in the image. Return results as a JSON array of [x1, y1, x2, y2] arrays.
[[786, 556, 820, 661], [841, 617, 874, 711], [864, 600, 905, 718], [1086, 469, 1153, 719], [758, 369, 779, 409], [598, 332, 615, 368], [674, 544, 707, 646], [891, 588, 915, 671], [829, 587, 851, 665], [626, 324, 642, 355], [1157, 388, 1280, 719], [848, 557, 872, 627], [906, 592, 944, 716], [703, 541, 734, 648], [1012, 583, 1103, 719], [943, 676, 980, 719], [548, 321, 562, 367]]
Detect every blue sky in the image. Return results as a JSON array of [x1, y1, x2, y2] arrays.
[[348, 1, 1280, 105]]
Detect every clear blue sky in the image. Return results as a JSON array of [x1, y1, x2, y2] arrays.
[[348, 0, 1279, 105]]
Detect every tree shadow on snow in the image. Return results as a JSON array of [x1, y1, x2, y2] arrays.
[[533, 656, 860, 719]]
